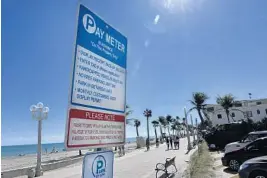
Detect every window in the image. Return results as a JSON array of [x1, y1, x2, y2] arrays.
[[258, 140, 267, 150], [247, 139, 267, 151], [234, 103, 242, 107], [265, 109, 267, 115], [256, 101, 262, 105], [217, 114, 222, 119], [207, 107, 214, 112], [257, 109, 260, 115], [231, 112, 235, 117], [245, 111, 253, 117]]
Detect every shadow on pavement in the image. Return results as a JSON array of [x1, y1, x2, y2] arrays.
[[185, 149, 191, 155], [223, 167, 238, 174], [156, 173, 176, 178]]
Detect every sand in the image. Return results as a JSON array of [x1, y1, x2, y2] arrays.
[[1, 142, 138, 171]]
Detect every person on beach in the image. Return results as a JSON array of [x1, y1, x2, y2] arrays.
[[122, 145, 125, 155], [170, 136, 173, 149], [166, 137, 170, 150], [174, 136, 180, 149], [146, 138, 150, 151], [156, 138, 159, 147]]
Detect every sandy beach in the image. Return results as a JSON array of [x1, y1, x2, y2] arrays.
[[1, 142, 138, 172]]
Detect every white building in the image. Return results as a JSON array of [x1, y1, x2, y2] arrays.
[[204, 98, 267, 126]]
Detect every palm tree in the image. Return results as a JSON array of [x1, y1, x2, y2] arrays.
[[158, 116, 167, 137], [189, 92, 209, 124], [216, 94, 235, 123], [172, 116, 182, 136], [151, 120, 159, 143], [126, 104, 132, 117], [171, 124, 176, 135], [166, 115, 173, 136], [134, 119, 141, 137], [143, 109, 152, 150]]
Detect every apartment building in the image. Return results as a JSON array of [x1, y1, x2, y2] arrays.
[[203, 98, 267, 126]]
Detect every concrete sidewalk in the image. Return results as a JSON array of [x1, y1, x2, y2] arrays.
[[33, 137, 195, 178]]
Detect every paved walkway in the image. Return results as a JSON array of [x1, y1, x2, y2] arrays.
[[39, 137, 195, 178]]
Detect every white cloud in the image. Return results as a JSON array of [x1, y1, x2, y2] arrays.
[[144, 39, 150, 48], [131, 58, 143, 77], [154, 15, 160, 24], [151, 0, 206, 14]]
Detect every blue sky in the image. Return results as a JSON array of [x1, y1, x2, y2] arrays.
[[2, 0, 267, 146]]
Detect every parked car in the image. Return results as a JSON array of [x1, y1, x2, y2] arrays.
[[205, 122, 250, 149], [238, 156, 267, 178], [225, 131, 267, 154], [221, 137, 267, 171]]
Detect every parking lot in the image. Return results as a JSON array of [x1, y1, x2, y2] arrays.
[[210, 151, 239, 178]]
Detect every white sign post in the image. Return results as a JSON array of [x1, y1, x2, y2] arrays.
[[65, 4, 127, 150]]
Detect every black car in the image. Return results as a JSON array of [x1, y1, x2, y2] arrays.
[[238, 156, 267, 178], [221, 137, 267, 171], [205, 122, 251, 149]]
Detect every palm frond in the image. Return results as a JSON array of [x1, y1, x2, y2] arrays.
[[151, 120, 159, 127]]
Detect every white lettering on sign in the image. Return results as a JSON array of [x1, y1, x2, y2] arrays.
[[68, 118, 124, 145], [83, 14, 125, 53], [105, 34, 125, 53]]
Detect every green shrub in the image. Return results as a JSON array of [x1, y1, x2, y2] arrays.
[[184, 142, 214, 178]]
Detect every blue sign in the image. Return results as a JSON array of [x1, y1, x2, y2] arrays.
[[69, 4, 127, 113], [82, 151, 114, 178]]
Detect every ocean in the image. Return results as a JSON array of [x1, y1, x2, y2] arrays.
[[1, 137, 137, 157]]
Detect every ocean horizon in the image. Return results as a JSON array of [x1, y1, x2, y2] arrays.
[[1, 137, 138, 157]]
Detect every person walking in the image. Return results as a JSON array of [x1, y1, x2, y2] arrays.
[[166, 137, 170, 150], [146, 138, 150, 151], [170, 136, 173, 149], [176, 135, 180, 149]]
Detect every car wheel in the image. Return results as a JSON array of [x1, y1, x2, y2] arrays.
[[229, 159, 240, 171], [209, 144, 216, 149], [249, 170, 267, 178]]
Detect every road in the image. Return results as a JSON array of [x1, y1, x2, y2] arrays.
[[39, 137, 195, 178]]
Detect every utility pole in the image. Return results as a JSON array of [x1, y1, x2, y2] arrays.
[[184, 107, 192, 151]]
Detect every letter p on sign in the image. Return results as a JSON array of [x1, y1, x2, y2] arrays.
[[97, 160, 103, 173], [83, 14, 96, 34]]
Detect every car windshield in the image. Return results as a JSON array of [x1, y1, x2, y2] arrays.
[[242, 134, 259, 143]]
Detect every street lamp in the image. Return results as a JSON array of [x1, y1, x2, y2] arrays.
[[30, 102, 49, 177], [184, 107, 192, 151]]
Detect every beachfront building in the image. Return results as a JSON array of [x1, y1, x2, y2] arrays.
[[203, 98, 267, 126]]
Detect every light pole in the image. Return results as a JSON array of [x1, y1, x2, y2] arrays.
[[190, 114, 196, 145], [184, 107, 192, 151], [30, 102, 49, 177]]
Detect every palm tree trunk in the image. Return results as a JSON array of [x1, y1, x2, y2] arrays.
[[226, 110, 230, 123], [147, 117, 150, 149], [197, 109, 204, 124], [136, 126, 139, 137], [159, 125, 163, 137], [154, 127, 158, 140]]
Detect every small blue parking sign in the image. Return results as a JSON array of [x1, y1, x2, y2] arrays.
[[82, 150, 114, 178]]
